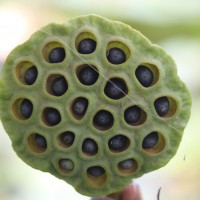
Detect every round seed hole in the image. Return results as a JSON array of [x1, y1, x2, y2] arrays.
[[12, 98, 33, 120], [28, 133, 47, 153], [24, 66, 38, 85], [76, 64, 99, 86], [124, 105, 147, 126], [59, 159, 74, 173], [108, 134, 130, 152], [82, 138, 98, 156], [71, 97, 88, 120], [15, 61, 38, 85], [49, 47, 65, 63], [93, 110, 114, 131], [142, 132, 165, 154], [106, 41, 130, 65], [20, 99, 33, 119], [57, 131, 75, 148], [46, 74, 68, 96], [154, 96, 177, 118], [42, 42, 66, 63], [135, 64, 159, 87], [75, 32, 96, 54], [118, 158, 137, 175], [107, 47, 126, 64], [87, 166, 107, 187], [78, 38, 96, 54], [104, 78, 128, 100], [42, 107, 61, 126]]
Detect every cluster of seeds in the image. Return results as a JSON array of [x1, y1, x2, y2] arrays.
[[0, 15, 191, 197]]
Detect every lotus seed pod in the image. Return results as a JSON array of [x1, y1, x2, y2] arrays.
[[0, 15, 191, 197]]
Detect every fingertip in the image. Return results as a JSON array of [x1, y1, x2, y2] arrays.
[[121, 183, 142, 200]]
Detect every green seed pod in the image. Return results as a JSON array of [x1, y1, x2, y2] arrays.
[[0, 15, 191, 197]]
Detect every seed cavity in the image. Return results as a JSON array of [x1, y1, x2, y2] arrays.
[[49, 47, 65, 63], [78, 38, 96, 54], [154, 97, 169, 117], [28, 133, 47, 153], [76, 65, 99, 86], [75, 32, 96, 54], [24, 66, 38, 85], [104, 78, 128, 100], [135, 65, 153, 87], [20, 99, 33, 119], [108, 134, 130, 152], [142, 132, 158, 149], [87, 166, 105, 177], [93, 110, 114, 131], [107, 47, 126, 64], [15, 61, 38, 85], [71, 97, 88, 120], [59, 159, 74, 173], [142, 132, 165, 154], [57, 131, 75, 148], [82, 138, 98, 156], [118, 158, 137, 175], [42, 42, 65, 63], [87, 166, 107, 187], [135, 64, 159, 87], [42, 107, 61, 126], [46, 75, 68, 96], [124, 105, 147, 126], [52, 77, 68, 96]]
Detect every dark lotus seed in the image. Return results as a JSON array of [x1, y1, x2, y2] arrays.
[[142, 132, 158, 149], [104, 78, 127, 99], [154, 97, 170, 116], [82, 138, 98, 154], [78, 38, 96, 54], [107, 47, 126, 64], [119, 159, 136, 169], [78, 66, 99, 85], [135, 65, 154, 87], [88, 166, 105, 177], [124, 106, 141, 124], [20, 99, 33, 119], [93, 110, 113, 127], [52, 77, 68, 96], [45, 108, 61, 126], [49, 47, 65, 63], [109, 135, 129, 151], [60, 132, 75, 146], [35, 134, 47, 149], [72, 98, 88, 116], [59, 159, 74, 170], [24, 66, 38, 85]]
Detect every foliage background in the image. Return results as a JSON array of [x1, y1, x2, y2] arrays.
[[0, 0, 200, 199]]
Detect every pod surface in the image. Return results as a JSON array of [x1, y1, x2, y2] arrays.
[[0, 15, 191, 197]]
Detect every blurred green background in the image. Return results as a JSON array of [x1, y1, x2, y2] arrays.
[[0, 0, 199, 199]]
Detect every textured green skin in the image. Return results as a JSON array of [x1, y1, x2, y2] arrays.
[[0, 15, 191, 197]]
